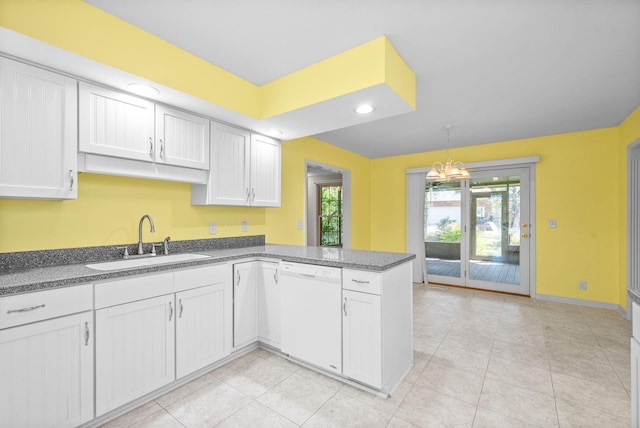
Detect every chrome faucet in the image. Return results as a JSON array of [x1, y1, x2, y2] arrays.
[[138, 214, 156, 255]]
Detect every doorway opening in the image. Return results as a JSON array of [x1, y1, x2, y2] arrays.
[[305, 162, 351, 249]]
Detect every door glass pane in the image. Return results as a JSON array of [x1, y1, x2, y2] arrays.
[[318, 185, 343, 247], [425, 180, 462, 280], [469, 176, 520, 285]]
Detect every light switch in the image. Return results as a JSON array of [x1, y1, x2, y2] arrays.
[[549, 219, 557, 228]]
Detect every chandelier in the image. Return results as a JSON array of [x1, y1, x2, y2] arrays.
[[426, 125, 470, 181]]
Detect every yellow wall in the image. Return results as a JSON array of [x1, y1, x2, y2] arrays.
[[0, 0, 260, 117], [369, 127, 622, 306], [265, 137, 372, 250], [0, 174, 265, 252]]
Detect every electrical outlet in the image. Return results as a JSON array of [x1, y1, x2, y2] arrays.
[[241, 220, 248, 232], [578, 280, 587, 290], [208, 222, 216, 235], [297, 219, 303, 229]]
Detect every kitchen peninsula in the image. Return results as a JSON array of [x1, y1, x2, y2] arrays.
[[0, 236, 415, 428]]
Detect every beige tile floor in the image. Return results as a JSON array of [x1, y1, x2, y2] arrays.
[[103, 283, 632, 427]]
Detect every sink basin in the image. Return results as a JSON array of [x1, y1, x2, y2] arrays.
[[86, 253, 211, 271]]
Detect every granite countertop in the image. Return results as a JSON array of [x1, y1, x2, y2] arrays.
[[0, 242, 415, 297]]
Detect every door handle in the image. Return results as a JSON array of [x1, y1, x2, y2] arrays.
[[343, 297, 348, 316], [84, 322, 90, 346], [149, 137, 154, 158], [179, 299, 184, 318], [169, 301, 173, 321]]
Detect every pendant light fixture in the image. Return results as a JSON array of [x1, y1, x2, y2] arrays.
[[426, 125, 470, 181]]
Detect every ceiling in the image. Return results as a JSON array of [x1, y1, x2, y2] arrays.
[[86, 0, 640, 158]]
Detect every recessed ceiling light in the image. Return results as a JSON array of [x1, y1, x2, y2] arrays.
[[355, 104, 374, 114], [127, 83, 159, 96], [266, 129, 284, 136]]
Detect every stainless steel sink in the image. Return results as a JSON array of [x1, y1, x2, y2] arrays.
[[86, 253, 211, 271]]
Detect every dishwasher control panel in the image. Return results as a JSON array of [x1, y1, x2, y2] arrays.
[[279, 261, 342, 282]]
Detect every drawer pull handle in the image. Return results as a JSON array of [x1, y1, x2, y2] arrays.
[[169, 301, 173, 321], [84, 322, 90, 346], [179, 299, 184, 318], [7, 304, 45, 314], [352, 279, 370, 284], [149, 137, 154, 157], [343, 297, 348, 317]]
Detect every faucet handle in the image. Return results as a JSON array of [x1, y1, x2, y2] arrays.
[[116, 246, 129, 259], [151, 243, 162, 255]]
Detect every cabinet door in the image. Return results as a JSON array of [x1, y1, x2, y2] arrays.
[[176, 283, 230, 378], [95, 295, 175, 416], [0, 312, 93, 428], [79, 82, 155, 162], [233, 261, 259, 348], [195, 122, 250, 205], [259, 262, 281, 347], [155, 105, 210, 170], [342, 290, 382, 388], [250, 134, 281, 207], [0, 57, 77, 199]]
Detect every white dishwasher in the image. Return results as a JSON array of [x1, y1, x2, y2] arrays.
[[279, 261, 342, 374]]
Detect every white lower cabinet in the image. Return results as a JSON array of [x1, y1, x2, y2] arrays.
[[95, 265, 232, 416], [341, 263, 413, 393], [342, 289, 382, 388], [176, 283, 230, 378], [233, 261, 259, 348], [258, 261, 281, 347], [95, 294, 175, 416], [0, 312, 94, 428]]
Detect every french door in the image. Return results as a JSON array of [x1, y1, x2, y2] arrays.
[[425, 167, 532, 295]]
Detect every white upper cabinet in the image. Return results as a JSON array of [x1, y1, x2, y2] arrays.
[[78, 82, 209, 183], [0, 57, 77, 199], [79, 82, 155, 162], [155, 105, 209, 170], [191, 122, 281, 207], [193, 122, 250, 205], [250, 134, 281, 207]]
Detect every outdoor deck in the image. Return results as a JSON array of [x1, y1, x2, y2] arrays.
[[426, 258, 520, 285]]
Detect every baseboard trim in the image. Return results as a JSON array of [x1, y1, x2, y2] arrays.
[[535, 293, 628, 318]]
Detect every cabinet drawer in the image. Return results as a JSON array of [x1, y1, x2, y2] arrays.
[[95, 272, 173, 309], [174, 264, 230, 293], [0, 284, 93, 329], [343, 269, 382, 295]]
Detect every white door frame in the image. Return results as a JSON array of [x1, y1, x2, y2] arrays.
[[627, 139, 640, 315], [304, 160, 351, 249], [411, 156, 538, 296]]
